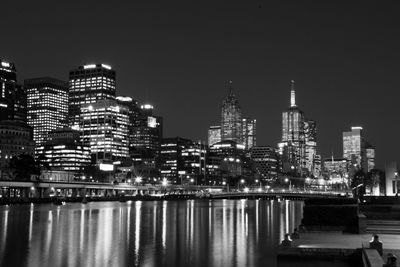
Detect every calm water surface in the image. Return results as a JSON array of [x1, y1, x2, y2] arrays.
[[0, 199, 304, 267]]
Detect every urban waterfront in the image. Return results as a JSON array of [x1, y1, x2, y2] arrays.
[[0, 199, 307, 267]]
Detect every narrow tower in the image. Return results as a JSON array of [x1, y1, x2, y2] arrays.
[[290, 80, 296, 107]]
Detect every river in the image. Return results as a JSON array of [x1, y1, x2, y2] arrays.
[[0, 199, 304, 267]]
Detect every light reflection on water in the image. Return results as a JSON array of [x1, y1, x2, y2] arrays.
[[0, 199, 303, 267]]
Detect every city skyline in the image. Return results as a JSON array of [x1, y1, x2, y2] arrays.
[[2, 1, 400, 168]]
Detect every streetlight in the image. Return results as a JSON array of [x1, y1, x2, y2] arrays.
[[135, 176, 142, 185], [161, 178, 168, 187], [284, 178, 291, 191]]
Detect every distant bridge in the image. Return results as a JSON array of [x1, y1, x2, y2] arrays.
[[207, 191, 349, 200], [0, 180, 349, 200]]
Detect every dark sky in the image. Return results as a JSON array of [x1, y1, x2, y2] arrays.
[[2, 0, 400, 168]]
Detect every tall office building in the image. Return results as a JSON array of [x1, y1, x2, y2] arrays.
[[129, 104, 163, 179], [365, 144, 375, 172], [208, 125, 221, 146], [207, 140, 246, 182], [281, 80, 306, 174], [221, 81, 242, 144], [159, 137, 193, 182], [25, 77, 69, 148], [242, 118, 256, 150], [116, 96, 140, 151], [80, 99, 129, 165], [0, 60, 26, 122], [69, 63, 116, 128], [131, 104, 163, 151], [343, 126, 367, 172], [304, 120, 317, 174]]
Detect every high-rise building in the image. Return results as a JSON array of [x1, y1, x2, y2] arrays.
[[207, 140, 246, 183], [313, 154, 322, 178], [208, 125, 221, 146], [343, 126, 367, 172], [116, 96, 140, 150], [159, 137, 193, 183], [80, 99, 129, 165], [304, 120, 317, 174], [0, 120, 35, 179], [129, 103, 163, 180], [221, 81, 242, 144], [131, 104, 163, 151], [366, 144, 375, 172], [250, 146, 278, 181], [25, 77, 69, 148], [69, 63, 116, 128], [281, 80, 306, 174], [242, 118, 256, 150], [0, 60, 26, 122]]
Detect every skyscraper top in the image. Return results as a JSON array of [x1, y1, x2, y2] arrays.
[[290, 80, 296, 107], [228, 80, 235, 97]]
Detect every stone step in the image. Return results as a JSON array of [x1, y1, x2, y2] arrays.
[[367, 220, 400, 226], [366, 227, 400, 234]]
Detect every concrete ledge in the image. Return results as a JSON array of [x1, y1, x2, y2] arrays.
[[277, 247, 358, 260], [362, 248, 384, 267]]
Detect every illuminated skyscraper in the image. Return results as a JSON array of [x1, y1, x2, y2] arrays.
[[129, 104, 163, 180], [281, 80, 306, 174], [208, 125, 221, 146], [25, 77, 69, 148], [80, 99, 129, 164], [116, 96, 140, 151], [366, 144, 375, 172], [69, 63, 116, 128], [304, 120, 317, 174], [0, 60, 26, 122], [221, 81, 242, 144], [242, 117, 256, 150], [342, 126, 367, 172]]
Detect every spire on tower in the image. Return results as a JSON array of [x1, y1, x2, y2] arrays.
[[228, 80, 234, 97], [290, 80, 296, 107]]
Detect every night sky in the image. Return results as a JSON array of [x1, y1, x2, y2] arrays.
[[2, 0, 400, 168]]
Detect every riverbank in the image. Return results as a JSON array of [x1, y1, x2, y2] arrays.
[[0, 194, 197, 205], [277, 232, 400, 266]]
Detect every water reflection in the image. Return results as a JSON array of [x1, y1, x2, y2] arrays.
[[0, 199, 303, 267]]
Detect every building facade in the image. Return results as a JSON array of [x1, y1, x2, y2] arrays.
[[159, 137, 193, 183], [208, 125, 221, 146], [69, 64, 116, 128], [304, 120, 317, 175], [281, 80, 306, 175], [207, 140, 247, 184], [342, 126, 368, 172], [25, 77, 69, 148], [36, 127, 90, 175], [0, 60, 26, 122], [0, 120, 35, 179], [242, 117, 256, 150], [250, 146, 278, 181], [221, 82, 242, 144], [366, 144, 375, 172], [80, 99, 129, 165]]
